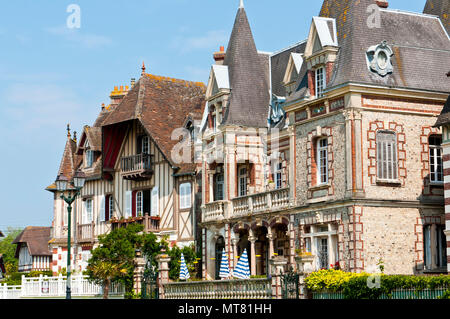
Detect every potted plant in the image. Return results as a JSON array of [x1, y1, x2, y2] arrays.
[[268, 180, 275, 190]]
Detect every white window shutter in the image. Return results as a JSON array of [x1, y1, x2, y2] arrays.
[[151, 187, 159, 216], [125, 191, 132, 218], [99, 195, 105, 222]]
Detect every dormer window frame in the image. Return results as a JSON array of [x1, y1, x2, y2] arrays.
[[315, 66, 326, 99]]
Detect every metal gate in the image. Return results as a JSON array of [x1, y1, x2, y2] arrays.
[[281, 268, 300, 299], [141, 255, 159, 299]]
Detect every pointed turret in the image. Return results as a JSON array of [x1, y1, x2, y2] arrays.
[[221, 2, 270, 128]]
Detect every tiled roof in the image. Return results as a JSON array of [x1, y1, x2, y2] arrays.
[[221, 7, 270, 128], [12, 227, 52, 257], [101, 73, 205, 173]]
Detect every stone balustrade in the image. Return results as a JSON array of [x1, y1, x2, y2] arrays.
[[163, 278, 272, 299], [203, 201, 227, 222], [232, 187, 291, 217]]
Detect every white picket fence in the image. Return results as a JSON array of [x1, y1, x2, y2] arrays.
[[0, 274, 124, 299]]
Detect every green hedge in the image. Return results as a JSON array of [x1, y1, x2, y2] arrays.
[[305, 269, 450, 299]]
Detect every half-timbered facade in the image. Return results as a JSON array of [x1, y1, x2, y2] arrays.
[[47, 71, 205, 274], [12, 227, 52, 272]]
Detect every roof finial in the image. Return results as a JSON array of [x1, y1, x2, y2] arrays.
[[67, 123, 71, 137], [73, 131, 77, 142], [141, 61, 146, 76], [239, 0, 244, 8]]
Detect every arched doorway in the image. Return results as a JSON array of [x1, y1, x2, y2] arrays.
[[254, 226, 269, 276], [215, 236, 225, 280]]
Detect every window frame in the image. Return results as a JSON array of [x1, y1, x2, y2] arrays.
[[179, 183, 192, 210], [376, 131, 398, 182], [136, 191, 143, 217], [85, 149, 94, 168], [215, 173, 224, 201], [275, 162, 283, 189], [85, 198, 93, 223], [316, 137, 329, 185], [315, 66, 326, 98], [238, 167, 247, 197], [429, 135, 443, 184]]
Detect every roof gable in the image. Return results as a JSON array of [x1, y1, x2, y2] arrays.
[[305, 17, 338, 57], [206, 65, 230, 99], [283, 53, 304, 86]]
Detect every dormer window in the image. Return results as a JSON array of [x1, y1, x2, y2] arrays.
[[85, 149, 94, 168], [315, 67, 326, 98]]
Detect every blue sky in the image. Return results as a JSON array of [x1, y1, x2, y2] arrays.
[[0, 0, 426, 231]]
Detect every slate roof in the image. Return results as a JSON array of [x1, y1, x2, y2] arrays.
[[221, 7, 270, 128], [12, 227, 52, 257], [315, 0, 450, 94], [423, 0, 450, 34], [270, 41, 307, 97], [434, 94, 450, 126], [101, 74, 205, 174]]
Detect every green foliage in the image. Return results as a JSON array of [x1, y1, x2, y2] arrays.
[[305, 269, 450, 299], [167, 243, 197, 281], [0, 228, 23, 276], [85, 224, 164, 298]]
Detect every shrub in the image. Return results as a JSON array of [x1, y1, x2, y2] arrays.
[[305, 269, 450, 299]]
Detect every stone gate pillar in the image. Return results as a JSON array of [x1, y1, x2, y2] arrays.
[[269, 256, 287, 299], [133, 250, 145, 295], [156, 249, 171, 299]]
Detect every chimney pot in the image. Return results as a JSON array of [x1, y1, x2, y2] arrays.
[[213, 46, 226, 65], [376, 0, 388, 8]]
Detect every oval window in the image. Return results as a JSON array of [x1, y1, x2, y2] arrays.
[[377, 51, 388, 70]]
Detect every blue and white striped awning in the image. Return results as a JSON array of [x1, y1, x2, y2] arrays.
[[219, 248, 230, 279], [233, 249, 250, 279], [179, 253, 190, 280]]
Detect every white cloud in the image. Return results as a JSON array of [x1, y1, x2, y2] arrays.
[[44, 25, 113, 49]]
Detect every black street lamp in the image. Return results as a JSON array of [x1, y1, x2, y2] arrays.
[[55, 170, 86, 299]]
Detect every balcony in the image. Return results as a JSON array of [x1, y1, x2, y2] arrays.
[[203, 201, 227, 223], [203, 188, 291, 222], [120, 154, 154, 181], [111, 213, 160, 233], [232, 187, 291, 217], [77, 222, 95, 243]]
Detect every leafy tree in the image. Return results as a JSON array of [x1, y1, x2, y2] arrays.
[[86, 224, 163, 299], [0, 228, 23, 280]]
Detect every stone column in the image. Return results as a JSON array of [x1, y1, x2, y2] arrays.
[[269, 257, 288, 299], [156, 249, 171, 299], [232, 237, 239, 271], [267, 228, 274, 261], [249, 234, 257, 276], [133, 251, 146, 295]]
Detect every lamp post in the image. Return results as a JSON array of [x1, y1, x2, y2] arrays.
[[55, 170, 86, 299]]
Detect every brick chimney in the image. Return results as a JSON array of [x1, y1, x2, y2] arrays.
[[213, 46, 226, 65], [376, 0, 388, 8], [109, 85, 129, 108]]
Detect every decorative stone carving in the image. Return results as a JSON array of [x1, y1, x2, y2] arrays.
[[366, 41, 394, 77]]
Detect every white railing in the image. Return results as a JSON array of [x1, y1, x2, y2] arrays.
[[164, 278, 272, 299], [0, 284, 22, 299], [232, 187, 290, 216], [203, 201, 226, 222], [13, 274, 125, 298]]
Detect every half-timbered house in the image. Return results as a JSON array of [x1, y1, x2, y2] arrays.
[[47, 70, 205, 274], [12, 227, 52, 272]]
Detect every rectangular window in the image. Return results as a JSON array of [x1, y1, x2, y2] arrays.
[[238, 167, 247, 197], [315, 67, 326, 98], [376, 131, 398, 181], [125, 191, 132, 218], [151, 187, 159, 216], [317, 237, 329, 269], [99, 195, 105, 222], [275, 163, 283, 189], [429, 135, 443, 183], [317, 138, 328, 185], [215, 174, 224, 201], [86, 150, 94, 168], [179, 183, 192, 210], [136, 191, 143, 217], [85, 199, 93, 223], [437, 225, 447, 268], [423, 224, 447, 269]]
